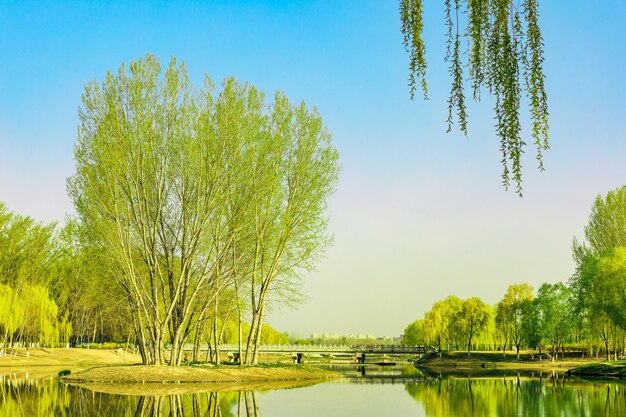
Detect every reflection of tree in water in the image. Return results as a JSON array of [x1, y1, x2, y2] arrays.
[[129, 391, 263, 417], [405, 376, 626, 417], [0, 378, 72, 417], [131, 391, 240, 417], [0, 378, 264, 417]]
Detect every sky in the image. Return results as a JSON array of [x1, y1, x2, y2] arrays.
[[1, 1, 625, 338]]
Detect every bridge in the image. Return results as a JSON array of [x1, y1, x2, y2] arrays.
[[184, 344, 433, 363]]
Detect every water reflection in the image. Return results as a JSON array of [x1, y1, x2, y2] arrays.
[[325, 364, 427, 383], [405, 375, 626, 417], [0, 377, 255, 417], [2, 369, 626, 417]]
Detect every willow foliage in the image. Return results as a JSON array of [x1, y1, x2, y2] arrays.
[[400, 0, 548, 194]]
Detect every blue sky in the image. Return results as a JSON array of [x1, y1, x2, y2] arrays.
[[1, 1, 625, 336]]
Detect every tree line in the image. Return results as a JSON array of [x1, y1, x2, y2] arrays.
[[403, 185, 626, 362], [1, 54, 340, 366], [0, 203, 291, 358]]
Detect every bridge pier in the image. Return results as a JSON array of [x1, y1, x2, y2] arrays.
[[357, 353, 366, 364], [292, 353, 304, 364]]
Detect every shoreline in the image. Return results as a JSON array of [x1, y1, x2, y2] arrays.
[[566, 361, 626, 378], [415, 351, 609, 376], [60, 364, 341, 384]]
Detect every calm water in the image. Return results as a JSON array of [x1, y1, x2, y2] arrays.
[[2, 366, 625, 416]]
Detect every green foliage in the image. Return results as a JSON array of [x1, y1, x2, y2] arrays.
[[456, 297, 492, 356], [495, 283, 534, 356], [569, 186, 626, 358], [400, 0, 549, 195], [595, 247, 626, 331], [420, 295, 494, 355], [220, 320, 288, 345], [423, 296, 461, 351], [534, 282, 572, 358], [0, 203, 71, 349], [69, 54, 339, 365], [520, 298, 541, 351], [402, 319, 425, 346], [575, 186, 626, 258]]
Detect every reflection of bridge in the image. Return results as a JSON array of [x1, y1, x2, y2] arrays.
[[184, 344, 433, 363], [345, 376, 428, 385]]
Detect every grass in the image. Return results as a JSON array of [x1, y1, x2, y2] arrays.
[[0, 347, 141, 368], [66, 378, 328, 396], [61, 363, 340, 385], [567, 360, 626, 377]]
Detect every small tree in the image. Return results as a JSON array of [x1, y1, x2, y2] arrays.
[[535, 283, 572, 362], [402, 319, 425, 346], [496, 283, 534, 359], [456, 297, 491, 357], [594, 247, 626, 332]]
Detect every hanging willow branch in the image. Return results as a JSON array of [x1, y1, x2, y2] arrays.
[[400, 0, 549, 195]]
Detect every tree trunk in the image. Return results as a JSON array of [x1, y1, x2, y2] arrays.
[[245, 309, 259, 365], [192, 323, 205, 363], [212, 315, 220, 365], [237, 309, 243, 365]]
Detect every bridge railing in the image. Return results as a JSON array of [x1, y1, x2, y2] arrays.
[[181, 344, 432, 354]]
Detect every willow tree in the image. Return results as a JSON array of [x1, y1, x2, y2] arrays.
[[495, 283, 534, 358], [456, 297, 492, 357], [400, 0, 548, 195]]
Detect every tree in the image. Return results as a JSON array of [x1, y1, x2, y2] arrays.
[[51, 220, 130, 346], [456, 297, 491, 357], [570, 186, 626, 358], [520, 298, 542, 357], [423, 296, 461, 355], [535, 282, 572, 362], [241, 90, 340, 364], [402, 319, 425, 346], [495, 283, 534, 359], [69, 54, 339, 365], [0, 203, 65, 353], [400, 0, 548, 195], [574, 186, 626, 259], [594, 247, 626, 332]]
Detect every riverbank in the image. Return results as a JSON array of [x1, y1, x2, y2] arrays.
[[567, 361, 626, 377], [417, 351, 605, 376], [61, 363, 339, 384], [0, 347, 141, 369]]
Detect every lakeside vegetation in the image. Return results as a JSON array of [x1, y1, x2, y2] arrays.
[[403, 186, 626, 363], [567, 361, 626, 378], [417, 351, 602, 376], [0, 203, 291, 357]]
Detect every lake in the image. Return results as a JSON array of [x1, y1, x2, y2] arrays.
[[2, 365, 625, 416]]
